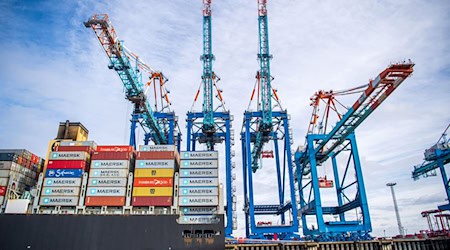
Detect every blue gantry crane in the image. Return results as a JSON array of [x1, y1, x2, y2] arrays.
[[295, 62, 414, 241], [412, 124, 450, 211], [186, 0, 236, 237], [84, 14, 180, 149], [241, 0, 299, 240]]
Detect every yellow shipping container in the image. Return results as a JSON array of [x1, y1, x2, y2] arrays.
[[134, 168, 174, 178], [132, 187, 173, 197]]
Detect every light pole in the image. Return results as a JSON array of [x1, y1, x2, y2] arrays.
[[387, 182, 404, 236]]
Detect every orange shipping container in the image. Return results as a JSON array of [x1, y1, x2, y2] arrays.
[[133, 177, 173, 187], [85, 196, 125, 206]]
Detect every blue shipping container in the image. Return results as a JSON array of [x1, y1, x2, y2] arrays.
[[46, 169, 83, 178]]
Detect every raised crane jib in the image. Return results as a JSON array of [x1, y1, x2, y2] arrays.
[[201, 0, 216, 135], [314, 62, 414, 161], [84, 14, 167, 144]]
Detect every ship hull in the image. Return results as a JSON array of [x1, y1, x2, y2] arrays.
[[0, 214, 224, 250]]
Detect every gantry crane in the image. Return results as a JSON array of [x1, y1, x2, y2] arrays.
[[412, 124, 450, 211], [295, 62, 414, 241], [186, 1, 236, 237], [84, 14, 180, 149], [241, 0, 299, 240]]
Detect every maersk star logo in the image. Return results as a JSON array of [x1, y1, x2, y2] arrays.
[[46, 180, 52, 185], [43, 198, 49, 203], [183, 171, 188, 176], [93, 171, 98, 176], [182, 198, 188, 204], [140, 162, 144, 166], [45, 188, 51, 194], [183, 180, 188, 185], [183, 161, 188, 166], [90, 189, 97, 194], [183, 208, 188, 213], [52, 153, 58, 158], [94, 162, 100, 167], [184, 153, 189, 158], [92, 180, 97, 185], [182, 189, 188, 195]]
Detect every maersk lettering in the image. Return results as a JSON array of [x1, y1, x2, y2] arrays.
[[101, 162, 123, 166], [57, 153, 81, 158], [189, 198, 213, 203], [53, 180, 76, 185], [98, 179, 121, 185], [97, 189, 121, 194]]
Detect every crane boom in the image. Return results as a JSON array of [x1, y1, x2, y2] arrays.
[[201, 0, 215, 134], [84, 14, 168, 145], [313, 62, 414, 162]]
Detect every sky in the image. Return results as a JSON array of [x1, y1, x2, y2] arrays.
[[0, 0, 449, 238]]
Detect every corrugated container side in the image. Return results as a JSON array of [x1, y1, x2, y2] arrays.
[[134, 169, 174, 178], [132, 196, 173, 206], [96, 145, 134, 152], [0, 178, 8, 186], [91, 152, 133, 160], [86, 187, 126, 197], [179, 206, 218, 215], [47, 160, 87, 170], [89, 169, 129, 178], [136, 151, 175, 160], [179, 196, 219, 206], [55, 146, 94, 153], [180, 159, 218, 169], [39, 196, 79, 206], [179, 169, 218, 178], [132, 187, 173, 197], [0, 170, 10, 178], [85, 196, 126, 206], [179, 187, 219, 196], [49, 151, 89, 161], [179, 178, 218, 187], [139, 145, 175, 152], [180, 151, 218, 160], [0, 161, 12, 170], [42, 187, 80, 196], [91, 160, 130, 169], [133, 177, 173, 187], [59, 141, 97, 148], [88, 178, 127, 187], [135, 160, 175, 169], [45, 169, 84, 178], [43, 178, 82, 187]]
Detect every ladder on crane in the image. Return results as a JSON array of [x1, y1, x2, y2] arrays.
[[295, 62, 414, 241], [186, 0, 236, 237], [241, 0, 299, 240], [84, 14, 180, 149]]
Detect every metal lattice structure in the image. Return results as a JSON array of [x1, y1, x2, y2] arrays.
[[295, 62, 414, 241], [186, 1, 236, 237], [412, 124, 450, 211], [241, 0, 299, 240], [84, 14, 180, 149]]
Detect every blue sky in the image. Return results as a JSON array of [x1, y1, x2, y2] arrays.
[[1, 0, 450, 237]]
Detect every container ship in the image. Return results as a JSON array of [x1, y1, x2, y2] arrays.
[[0, 122, 224, 250]]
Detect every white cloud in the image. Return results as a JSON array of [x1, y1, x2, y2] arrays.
[[0, 0, 449, 238]]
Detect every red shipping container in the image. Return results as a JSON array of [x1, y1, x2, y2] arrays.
[[47, 160, 87, 170], [136, 151, 176, 160], [92, 151, 134, 160], [132, 196, 172, 206], [96, 145, 134, 152], [133, 178, 173, 187], [55, 146, 94, 153], [0, 186, 6, 196], [85, 196, 126, 206]]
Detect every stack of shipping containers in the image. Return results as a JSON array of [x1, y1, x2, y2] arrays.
[[132, 145, 179, 207], [178, 151, 220, 223], [86, 146, 134, 207], [0, 150, 44, 206], [40, 142, 94, 207]]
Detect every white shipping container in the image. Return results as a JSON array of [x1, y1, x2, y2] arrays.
[[43, 178, 82, 187], [91, 160, 130, 169], [179, 178, 218, 187], [180, 160, 218, 169], [0, 161, 12, 170], [89, 169, 128, 178], [88, 178, 127, 187], [40, 196, 79, 206], [180, 151, 218, 160], [59, 141, 97, 148], [179, 206, 218, 215], [86, 187, 126, 197], [179, 196, 218, 206], [49, 151, 89, 160], [0, 178, 9, 186], [178, 215, 219, 224], [135, 160, 175, 169], [179, 187, 218, 196], [42, 187, 80, 196], [180, 169, 218, 178], [139, 145, 175, 151], [0, 170, 10, 178]]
